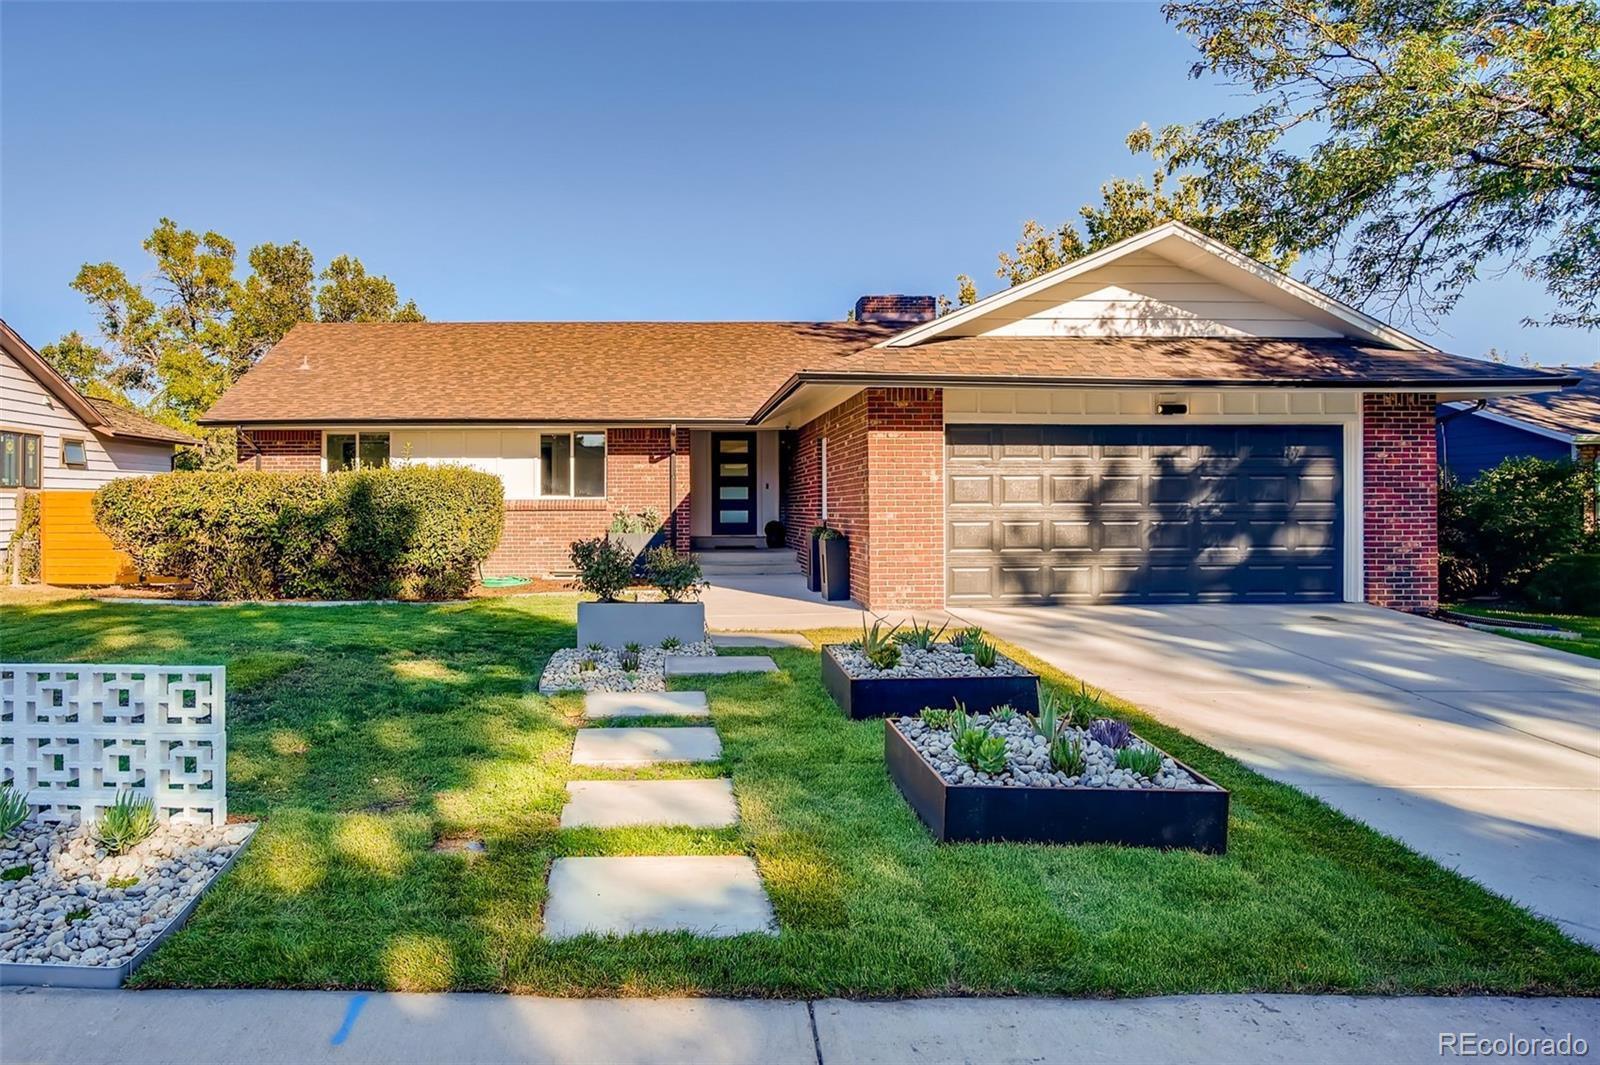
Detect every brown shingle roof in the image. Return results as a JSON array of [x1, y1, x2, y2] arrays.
[[200, 321, 895, 425], [1475, 365, 1600, 437], [86, 398, 200, 446]]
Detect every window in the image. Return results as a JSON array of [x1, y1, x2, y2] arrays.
[[538, 431, 606, 498], [325, 432, 390, 471], [62, 438, 88, 469], [1, 431, 42, 489]]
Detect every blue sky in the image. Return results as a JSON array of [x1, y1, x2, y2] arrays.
[[3, 1, 1594, 366]]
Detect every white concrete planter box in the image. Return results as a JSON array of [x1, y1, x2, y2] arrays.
[[576, 602, 706, 650]]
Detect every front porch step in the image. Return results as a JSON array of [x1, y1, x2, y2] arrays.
[[696, 548, 802, 577]]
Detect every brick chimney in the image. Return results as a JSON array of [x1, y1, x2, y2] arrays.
[[854, 294, 937, 325]]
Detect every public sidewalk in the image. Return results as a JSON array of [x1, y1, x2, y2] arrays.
[[3, 988, 1597, 1064]]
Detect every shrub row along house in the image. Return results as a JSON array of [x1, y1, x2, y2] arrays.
[[201, 223, 1577, 612]]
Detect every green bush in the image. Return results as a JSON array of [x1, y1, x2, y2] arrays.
[[1438, 457, 1592, 599], [643, 546, 704, 602], [569, 536, 635, 602], [93, 465, 503, 600], [1522, 553, 1600, 614], [4, 491, 40, 581]]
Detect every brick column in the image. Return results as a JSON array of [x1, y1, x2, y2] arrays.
[[1362, 393, 1439, 611], [865, 388, 944, 610]]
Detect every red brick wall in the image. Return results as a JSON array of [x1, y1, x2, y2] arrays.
[[239, 429, 320, 471], [865, 388, 944, 610], [785, 388, 943, 610], [1363, 393, 1439, 612], [237, 426, 690, 578]]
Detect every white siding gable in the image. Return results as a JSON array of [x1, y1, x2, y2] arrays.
[[945, 250, 1344, 340]]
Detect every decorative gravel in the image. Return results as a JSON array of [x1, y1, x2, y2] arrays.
[[539, 642, 716, 693], [829, 643, 1032, 679], [0, 818, 254, 970], [895, 713, 1217, 790]]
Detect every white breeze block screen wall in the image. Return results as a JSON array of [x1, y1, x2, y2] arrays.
[[0, 664, 227, 825]]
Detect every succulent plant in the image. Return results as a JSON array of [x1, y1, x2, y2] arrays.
[[618, 650, 640, 673], [1088, 718, 1133, 750], [94, 790, 156, 855], [659, 636, 682, 651], [578, 658, 597, 673], [1116, 744, 1163, 778], [970, 637, 999, 669], [0, 783, 29, 838], [1030, 687, 1063, 740], [893, 619, 949, 650], [990, 703, 1017, 722], [952, 723, 1009, 775], [859, 618, 902, 671], [1049, 733, 1086, 776], [920, 706, 954, 730]]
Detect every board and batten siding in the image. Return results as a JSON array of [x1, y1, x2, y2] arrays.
[[0, 346, 176, 549], [940, 250, 1344, 340]]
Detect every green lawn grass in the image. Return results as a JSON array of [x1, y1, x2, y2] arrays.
[[1448, 604, 1600, 660], [4, 595, 1597, 995]]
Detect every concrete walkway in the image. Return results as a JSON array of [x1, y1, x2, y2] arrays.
[[4, 988, 1596, 1064], [956, 602, 1600, 946], [700, 569, 949, 631]]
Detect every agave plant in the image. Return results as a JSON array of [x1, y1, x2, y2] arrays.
[[990, 703, 1017, 722], [618, 650, 641, 673], [948, 626, 985, 653], [893, 619, 949, 651], [1062, 681, 1104, 727], [1030, 687, 1064, 740], [1087, 718, 1133, 750], [659, 636, 682, 651], [0, 783, 29, 838], [858, 617, 902, 671]]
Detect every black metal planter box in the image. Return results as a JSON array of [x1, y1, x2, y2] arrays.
[[821, 644, 1040, 721], [885, 720, 1229, 853]]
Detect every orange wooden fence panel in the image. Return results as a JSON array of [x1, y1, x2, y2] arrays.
[[38, 490, 140, 585]]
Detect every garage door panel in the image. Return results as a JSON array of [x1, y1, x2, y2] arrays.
[[947, 424, 1343, 604]]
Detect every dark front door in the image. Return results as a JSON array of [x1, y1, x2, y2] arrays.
[[711, 433, 758, 535], [946, 424, 1344, 604]]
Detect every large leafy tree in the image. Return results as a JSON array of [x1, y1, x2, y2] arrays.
[[948, 166, 1298, 309], [40, 220, 425, 462], [1149, 0, 1600, 328]]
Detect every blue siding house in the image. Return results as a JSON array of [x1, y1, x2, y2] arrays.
[[1437, 365, 1599, 483]]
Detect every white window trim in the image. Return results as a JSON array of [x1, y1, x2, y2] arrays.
[[319, 429, 393, 472], [534, 429, 608, 500], [61, 437, 88, 469]]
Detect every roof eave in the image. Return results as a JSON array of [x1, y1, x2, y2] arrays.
[[749, 371, 1581, 424]]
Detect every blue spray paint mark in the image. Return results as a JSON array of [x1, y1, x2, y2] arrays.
[[330, 993, 369, 1046]]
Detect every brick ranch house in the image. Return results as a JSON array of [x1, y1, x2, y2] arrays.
[[201, 222, 1576, 613]]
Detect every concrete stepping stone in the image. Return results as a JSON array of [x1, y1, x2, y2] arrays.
[[560, 779, 738, 828], [571, 727, 721, 767], [711, 633, 811, 649], [665, 654, 778, 676], [584, 691, 709, 720], [542, 856, 777, 940]]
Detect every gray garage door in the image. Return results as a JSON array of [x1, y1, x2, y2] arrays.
[[946, 424, 1343, 604]]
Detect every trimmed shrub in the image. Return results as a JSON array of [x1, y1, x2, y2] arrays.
[[569, 536, 635, 602], [93, 465, 503, 600], [1438, 457, 1592, 599], [1522, 553, 1600, 614], [5, 491, 40, 581], [643, 546, 704, 602]]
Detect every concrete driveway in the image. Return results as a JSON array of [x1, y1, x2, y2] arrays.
[[954, 603, 1600, 947]]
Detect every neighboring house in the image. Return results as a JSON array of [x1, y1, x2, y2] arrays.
[[1, 319, 199, 560], [1437, 365, 1600, 481], [200, 222, 1576, 613]]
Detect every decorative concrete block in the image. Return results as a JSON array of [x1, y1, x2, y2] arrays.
[[1, 664, 227, 825]]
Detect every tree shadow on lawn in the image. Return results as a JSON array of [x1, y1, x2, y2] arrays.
[[12, 600, 1597, 995]]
